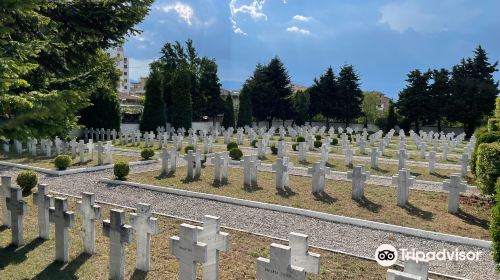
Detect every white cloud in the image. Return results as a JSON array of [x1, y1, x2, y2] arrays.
[[229, 0, 267, 35], [161, 2, 194, 26], [378, 0, 478, 33], [293, 15, 311, 22], [286, 26, 310, 35]]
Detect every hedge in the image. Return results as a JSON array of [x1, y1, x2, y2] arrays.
[[476, 142, 500, 195], [491, 179, 500, 269], [471, 131, 500, 175]]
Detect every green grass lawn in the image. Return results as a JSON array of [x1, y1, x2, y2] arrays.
[[0, 193, 439, 279], [0, 152, 141, 170], [128, 166, 490, 240]]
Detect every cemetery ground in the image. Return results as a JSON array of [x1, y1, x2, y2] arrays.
[[0, 152, 144, 170], [126, 165, 491, 240], [0, 192, 436, 280]]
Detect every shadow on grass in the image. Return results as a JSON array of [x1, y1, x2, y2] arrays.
[[454, 209, 489, 230], [212, 179, 229, 188], [402, 203, 434, 221], [243, 184, 263, 193], [276, 186, 297, 198], [354, 196, 382, 213], [410, 171, 422, 178], [372, 167, 390, 174], [313, 191, 336, 204], [181, 176, 202, 184], [131, 269, 148, 280], [32, 252, 91, 279], [0, 225, 8, 233], [325, 162, 337, 169], [154, 171, 176, 180], [429, 172, 448, 179], [0, 238, 46, 269]]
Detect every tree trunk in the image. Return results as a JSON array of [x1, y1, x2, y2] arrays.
[[437, 119, 442, 132], [325, 117, 329, 129]]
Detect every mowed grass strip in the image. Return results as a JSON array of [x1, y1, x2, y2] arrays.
[[129, 166, 491, 240], [0, 194, 434, 280], [0, 152, 142, 170]]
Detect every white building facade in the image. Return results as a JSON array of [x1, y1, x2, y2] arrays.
[[107, 47, 129, 95]]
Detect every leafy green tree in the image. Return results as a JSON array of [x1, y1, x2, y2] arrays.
[[309, 66, 338, 127], [78, 50, 121, 131], [426, 69, 451, 131], [170, 66, 192, 130], [386, 100, 398, 132], [237, 82, 253, 127], [448, 46, 499, 136], [248, 63, 270, 125], [140, 62, 166, 132], [292, 89, 310, 126], [361, 91, 383, 125], [337, 65, 364, 126], [200, 57, 224, 125], [397, 69, 431, 131], [222, 95, 235, 129], [0, 0, 153, 140]]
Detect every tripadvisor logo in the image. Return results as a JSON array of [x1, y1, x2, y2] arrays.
[[375, 244, 482, 267], [375, 244, 398, 267]]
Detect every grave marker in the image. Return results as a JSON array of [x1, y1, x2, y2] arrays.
[[49, 197, 75, 262], [77, 192, 101, 254]]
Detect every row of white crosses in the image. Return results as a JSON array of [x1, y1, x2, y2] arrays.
[[84, 127, 117, 142]]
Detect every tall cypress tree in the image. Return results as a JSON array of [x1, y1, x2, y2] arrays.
[[337, 65, 364, 126], [309, 66, 338, 127], [397, 69, 431, 131], [237, 82, 253, 127], [266, 57, 293, 126], [140, 62, 166, 132], [170, 66, 192, 130], [386, 100, 397, 132], [222, 95, 235, 129], [200, 57, 224, 125]]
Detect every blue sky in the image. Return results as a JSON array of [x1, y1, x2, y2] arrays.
[[124, 0, 500, 99]]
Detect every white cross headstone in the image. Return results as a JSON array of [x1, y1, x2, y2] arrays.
[[347, 165, 370, 200], [392, 169, 415, 207], [184, 150, 196, 180], [442, 175, 468, 213], [256, 243, 306, 280], [298, 142, 307, 163], [459, 154, 469, 178], [170, 223, 208, 280], [49, 197, 75, 262], [1, 176, 12, 228], [130, 203, 158, 272], [289, 232, 320, 274], [370, 147, 380, 169], [272, 157, 293, 191], [77, 192, 101, 254], [397, 149, 408, 170], [387, 258, 429, 280], [198, 215, 229, 280], [6, 186, 27, 246], [427, 151, 437, 174], [103, 209, 133, 280], [308, 162, 330, 194], [97, 141, 104, 165], [212, 152, 229, 185], [344, 147, 354, 167], [33, 184, 53, 239]]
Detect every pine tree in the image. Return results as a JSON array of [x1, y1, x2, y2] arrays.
[[386, 100, 397, 132], [170, 66, 193, 130], [200, 57, 224, 125], [140, 62, 166, 132], [292, 89, 310, 126], [337, 65, 364, 126], [222, 95, 235, 129], [249, 64, 270, 125], [237, 82, 253, 127], [448, 46, 499, 136], [427, 69, 450, 131], [310, 66, 338, 127], [265, 57, 293, 126], [397, 69, 431, 131]]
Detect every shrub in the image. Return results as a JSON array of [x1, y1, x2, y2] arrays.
[[141, 148, 155, 160], [251, 139, 258, 148], [296, 136, 305, 142], [476, 143, 500, 195], [331, 138, 339, 145], [491, 179, 500, 267], [270, 144, 278, 155], [54, 155, 72, 170], [471, 131, 500, 175], [314, 140, 322, 148], [184, 145, 195, 154], [114, 161, 130, 180], [292, 143, 298, 151], [16, 170, 38, 193], [227, 142, 238, 151], [229, 148, 243, 160], [489, 118, 500, 132], [315, 135, 321, 140]]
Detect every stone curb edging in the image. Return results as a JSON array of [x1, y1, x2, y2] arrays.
[[49, 190, 466, 280], [99, 178, 491, 249], [0, 159, 159, 176]]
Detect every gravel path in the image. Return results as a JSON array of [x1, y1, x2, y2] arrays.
[[0, 165, 494, 279]]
